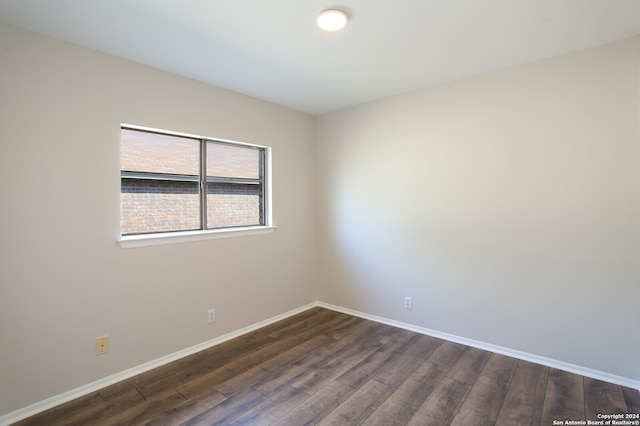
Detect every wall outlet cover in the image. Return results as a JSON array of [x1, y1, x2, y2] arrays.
[[96, 335, 109, 355], [404, 297, 412, 309]]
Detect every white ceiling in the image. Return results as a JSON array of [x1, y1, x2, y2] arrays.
[[1, 0, 640, 115]]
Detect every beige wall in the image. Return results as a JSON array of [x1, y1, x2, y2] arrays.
[[317, 37, 639, 382], [0, 23, 317, 415]]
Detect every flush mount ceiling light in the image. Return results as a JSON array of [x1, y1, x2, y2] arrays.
[[317, 9, 348, 31]]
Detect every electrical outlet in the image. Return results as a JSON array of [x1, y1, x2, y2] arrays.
[[404, 296, 412, 309], [208, 309, 215, 323], [95, 335, 109, 355]]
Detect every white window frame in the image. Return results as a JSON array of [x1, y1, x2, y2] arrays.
[[118, 124, 274, 248]]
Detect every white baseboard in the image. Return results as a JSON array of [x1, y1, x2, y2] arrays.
[[3, 300, 638, 425], [316, 301, 640, 392], [0, 302, 317, 426]]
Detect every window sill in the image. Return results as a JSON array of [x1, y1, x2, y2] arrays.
[[118, 226, 276, 248]]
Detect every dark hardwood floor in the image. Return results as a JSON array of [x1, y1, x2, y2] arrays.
[[14, 307, 640, 425]]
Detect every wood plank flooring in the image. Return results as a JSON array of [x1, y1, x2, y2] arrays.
[[14, 307, 640, 425]]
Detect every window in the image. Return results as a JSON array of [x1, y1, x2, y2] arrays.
[[120, 125, 271, 244]]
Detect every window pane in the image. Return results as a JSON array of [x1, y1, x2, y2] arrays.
[[206, 141, 263, 229], [120, 128, 201, 235], [207, 184, 261, 228], [121, 179, 200, 235], [121, 129, 200, 176], [206, 142, 259, 179]]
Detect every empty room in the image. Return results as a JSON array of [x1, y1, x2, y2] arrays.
[[0, 1, 638, 425]]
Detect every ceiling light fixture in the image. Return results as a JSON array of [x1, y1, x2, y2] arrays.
[[317, 9, 348, 31]]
